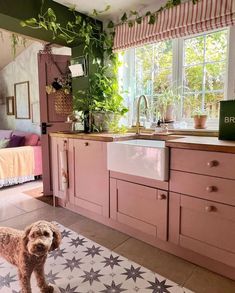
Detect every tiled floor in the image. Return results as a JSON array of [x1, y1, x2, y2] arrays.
[[0, 181, 235, 293]]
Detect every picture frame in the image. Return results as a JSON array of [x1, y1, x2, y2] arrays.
[[14, 81, 30, 119], [6, 96, 15, 115], [31, 101, 40, 124]]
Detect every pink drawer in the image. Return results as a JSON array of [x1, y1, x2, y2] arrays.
[[170, 170, 235, 206], [171, 148, 235, 179], [178, 195, 235, 267]]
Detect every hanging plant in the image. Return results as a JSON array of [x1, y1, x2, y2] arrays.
[[45, 74, 72, 95], [21, 0, 200, 131]]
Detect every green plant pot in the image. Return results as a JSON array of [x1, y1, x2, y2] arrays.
[[92, 111, 115, 132]]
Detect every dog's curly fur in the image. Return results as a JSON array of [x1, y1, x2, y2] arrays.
[[0, 221, 61, 293]]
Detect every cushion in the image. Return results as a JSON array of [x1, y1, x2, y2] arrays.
[[0, 139, 10, 149], [25, 133, 39, 146], [0, 130, 12, 139], [8, 135, 25, 148]]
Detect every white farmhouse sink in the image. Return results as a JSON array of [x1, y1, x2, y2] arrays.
[[107, 139, 169, 181]]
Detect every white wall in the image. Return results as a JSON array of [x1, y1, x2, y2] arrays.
[[0, 42, 71, 134]]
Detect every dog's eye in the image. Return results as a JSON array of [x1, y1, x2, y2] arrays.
[[43, 231, 50, 237]]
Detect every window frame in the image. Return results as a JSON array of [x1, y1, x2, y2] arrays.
[[120, 27, 233, 130]]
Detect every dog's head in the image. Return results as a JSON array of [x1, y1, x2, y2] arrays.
[[23, 221, 61, 257]]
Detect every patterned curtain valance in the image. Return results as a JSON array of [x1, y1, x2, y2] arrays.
[[113, 0, 235, 52]]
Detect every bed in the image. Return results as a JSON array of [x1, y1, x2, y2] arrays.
[[0, 130, 42, 188]]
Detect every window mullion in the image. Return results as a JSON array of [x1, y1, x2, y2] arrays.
[[202, 35, 207, 111]]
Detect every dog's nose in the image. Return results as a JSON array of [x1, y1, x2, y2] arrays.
[[36, 243, 45, 252]]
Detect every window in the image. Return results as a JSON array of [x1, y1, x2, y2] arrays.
[[182, 30, 228, 119], [119, 29, 229, 129]]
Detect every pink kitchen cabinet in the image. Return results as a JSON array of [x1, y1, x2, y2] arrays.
[[169, 192, 235, 268], [169, 148, 235, 269], [68, 139, 109, 217], [110, 178, 168, 240]]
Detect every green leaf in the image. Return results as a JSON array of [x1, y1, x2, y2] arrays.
[[130, 10, 138, 16], [104, 5, 111, 12], [121, 12, 128, 23], [92, 9, 98, 16], [128, 20, 134, 28], [47, 8, 56, 21], [20, 21, 27, 27], [148, 14, 156, 25], [136, 17, 142, 24], [24, 18, 37, 25], [145, 11, 151, 16], [107, 20, 114, 29], [39, 21, 48, 30]]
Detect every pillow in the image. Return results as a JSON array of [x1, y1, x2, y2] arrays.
[[8, 135, 25, 148], [0, 139, 10, 149], [25, 134, 39, 146]]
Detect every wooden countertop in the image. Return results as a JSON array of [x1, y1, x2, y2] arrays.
[[166, 136, 235, 153], [49, 131, 180, 142], [50, 131, 235, 153]]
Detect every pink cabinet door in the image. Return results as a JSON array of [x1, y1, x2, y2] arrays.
[[69, 139, 109, 217], [110, 179, 168, 240], [169, 192, 235, 267], [51, 137, 69, 200]]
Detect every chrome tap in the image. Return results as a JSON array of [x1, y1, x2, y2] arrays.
[[136, 95, 149, 134]]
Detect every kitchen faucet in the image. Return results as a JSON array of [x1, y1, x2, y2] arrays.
[[136, 95, 149, 134]]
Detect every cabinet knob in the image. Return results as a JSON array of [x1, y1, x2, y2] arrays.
[[84, 142, 89, 146], [207, 160, 218, 167], [205, 205, 214, 212], [158, 194, 166, 200], [206, 186, 216, 192]]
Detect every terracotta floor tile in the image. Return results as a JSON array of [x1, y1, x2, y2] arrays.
[[69, 218, 130, 250], [184, 267, 235, 293], [114, 237, 196, 286]]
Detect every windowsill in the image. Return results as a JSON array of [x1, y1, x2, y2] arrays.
[[128, 127, 218, 137]]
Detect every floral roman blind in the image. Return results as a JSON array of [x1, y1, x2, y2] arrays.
[[113, 0, 235, 51]]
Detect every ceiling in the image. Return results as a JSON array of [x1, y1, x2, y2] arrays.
[[0, 30, 33, 70], [53, 0, 165, 21]]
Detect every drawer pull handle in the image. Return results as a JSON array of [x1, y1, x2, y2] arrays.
[[205, 206, 214, 212], [84, 142, 89, 146], [158, 194, 166, 200], [207, 160, 218, 167], [206, 186, 216, 192]]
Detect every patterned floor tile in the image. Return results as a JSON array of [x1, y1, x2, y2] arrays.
[[0, 223, 194, 293]]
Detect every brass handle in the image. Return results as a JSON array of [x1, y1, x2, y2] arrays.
[[84, 142, 89, 146], [205, 206, 214, 212], [207, 160, 218, 167], [206, 186, 216, 192], [158, 194, 166, 200]]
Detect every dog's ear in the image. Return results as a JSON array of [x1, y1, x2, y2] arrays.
[[22, 224, 32, 248], [49, 222, 61, 251]]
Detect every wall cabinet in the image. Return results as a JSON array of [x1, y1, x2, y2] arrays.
[[51, 137, 109, 217], [169, 148, 235, 269]]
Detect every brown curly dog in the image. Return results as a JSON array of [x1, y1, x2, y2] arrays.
[[0, 220, 61, 293]]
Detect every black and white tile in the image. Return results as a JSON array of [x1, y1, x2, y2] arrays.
[[0, 223, 194, 292]]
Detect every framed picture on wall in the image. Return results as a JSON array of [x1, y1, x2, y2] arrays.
[[14, 81, 30, 119], [6, 96, 15, 115]]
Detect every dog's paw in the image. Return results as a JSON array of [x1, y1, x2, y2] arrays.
[[43, 285, 54, 293]]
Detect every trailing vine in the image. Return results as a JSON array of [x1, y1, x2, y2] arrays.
[[20, 0, 200, 130]]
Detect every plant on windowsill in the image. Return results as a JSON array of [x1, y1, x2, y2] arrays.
[[192, 108, 208, 129], [152, 84, 181, 122]]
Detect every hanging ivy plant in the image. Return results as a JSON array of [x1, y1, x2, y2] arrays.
[[20, 0, 200, 131]]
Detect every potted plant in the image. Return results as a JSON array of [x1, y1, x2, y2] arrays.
[[153, 85, 181, 122], [192, 108, 208, 129]]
